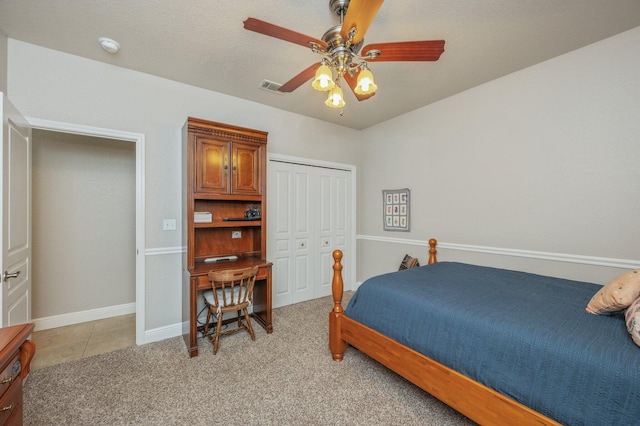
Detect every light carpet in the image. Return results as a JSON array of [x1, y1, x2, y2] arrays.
[[23, 294, 474, 425]]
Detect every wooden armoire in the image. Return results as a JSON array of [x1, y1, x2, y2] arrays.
[[181, 117, 272, 357]]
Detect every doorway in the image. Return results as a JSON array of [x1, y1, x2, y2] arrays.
[[30, 130, 137, 367], [27, 118, 146, 346]]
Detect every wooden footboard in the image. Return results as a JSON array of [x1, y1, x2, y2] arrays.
[[329, 238, 560, 426]]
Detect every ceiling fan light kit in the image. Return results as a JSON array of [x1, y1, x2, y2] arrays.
[[243, 0, 444, 111], [354, 64, 377, 95], [325, 84, 346, 108], [311, 61, 336, 91]]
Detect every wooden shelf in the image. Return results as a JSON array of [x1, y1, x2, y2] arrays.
[[193, 193, 262, 202], [194, 220, 261, 228]]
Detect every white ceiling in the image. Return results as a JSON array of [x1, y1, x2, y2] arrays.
[[1, 0, 639, 130]]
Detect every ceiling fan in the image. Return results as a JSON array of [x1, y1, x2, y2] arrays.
[[243, 0, 445, 109]]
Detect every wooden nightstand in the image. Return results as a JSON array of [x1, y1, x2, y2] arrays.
[[0, 324, 35, 425]]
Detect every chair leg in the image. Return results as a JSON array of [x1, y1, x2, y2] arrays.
[[237, 309, 242, 328], [243, 308, 256, 341], [204, 308, 212, 336], [213, 312, 223, 355]]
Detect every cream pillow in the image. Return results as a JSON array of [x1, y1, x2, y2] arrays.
[[625, 296, 640, 347], [586, 269, 640, 315]]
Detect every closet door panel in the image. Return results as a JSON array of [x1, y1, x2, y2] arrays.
[[274, 257, 290, 307], [319, 175, 332, 233], [294, 247, 310, 299], [335, 175, 348, 236], [326, 172, 350, 297], [292, 169, 313, 303], [270, 165, 293, 308]]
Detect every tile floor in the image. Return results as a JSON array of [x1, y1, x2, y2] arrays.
[[30, 314, 136, 371]]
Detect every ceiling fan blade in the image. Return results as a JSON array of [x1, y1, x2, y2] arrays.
[[244, 18, 328, 50], [363, 40, 445, 62], [342, 71, 376, 101], [278, 62, 322, 93], [340, 0, 384, 45]]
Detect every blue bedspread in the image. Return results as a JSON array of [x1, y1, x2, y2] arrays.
[[345, 262, 640, 425]]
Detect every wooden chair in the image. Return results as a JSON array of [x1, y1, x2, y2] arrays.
[[203, 265, 260, 355]]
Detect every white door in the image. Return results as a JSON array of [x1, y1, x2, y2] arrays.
[[269, 163, 294, 308], [268, 158, 352, 307], [0, 94, 32, 326], [317, 168, 350, 298], [292, 167, 313, 303], [269, 162, 314, 308]]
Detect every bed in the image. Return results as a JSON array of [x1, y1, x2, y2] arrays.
[[328, 239, 640, 425]]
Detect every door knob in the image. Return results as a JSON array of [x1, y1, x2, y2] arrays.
[[3, 270, 20, 282]]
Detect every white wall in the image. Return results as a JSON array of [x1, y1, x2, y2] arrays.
[[7, 40, 361, 334], [32, 130, 135, 319], [0, 32, 6, 94], [8, 24, 640, 337], [358, 26, 640, 284]]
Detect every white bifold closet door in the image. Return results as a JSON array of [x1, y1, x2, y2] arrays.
[[268, 159, 351, 308]]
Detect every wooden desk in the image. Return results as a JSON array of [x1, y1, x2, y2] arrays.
[[182, 257, 272, 357], [0, 323, 35, 426]]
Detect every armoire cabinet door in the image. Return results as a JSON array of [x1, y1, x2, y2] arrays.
[[232, 142, 261, 195], [195, 137, 228, 193], [195, 138, 261, 195]]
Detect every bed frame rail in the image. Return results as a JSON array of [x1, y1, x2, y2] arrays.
[[329, 238, 560, 426]]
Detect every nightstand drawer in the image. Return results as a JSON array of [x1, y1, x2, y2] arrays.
[[0, 377, 22, 426], [0, 356, 19, 401]]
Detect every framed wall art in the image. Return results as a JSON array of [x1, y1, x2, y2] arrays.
[[382, 188, 410, 231]]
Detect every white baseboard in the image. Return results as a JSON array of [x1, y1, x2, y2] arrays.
[[144, 322, 183, 344], [142, 310, 257, 346], [33, 302, 136, 332]]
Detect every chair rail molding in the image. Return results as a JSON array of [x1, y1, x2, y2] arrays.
[[357, 234, 639, 270]]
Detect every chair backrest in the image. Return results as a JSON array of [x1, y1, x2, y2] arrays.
[[207, 266, 260, 309]]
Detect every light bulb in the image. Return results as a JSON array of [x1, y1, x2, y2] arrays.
[[325, 85, 345, 108], [319, 77, 330, 89], [355, 68, 377, 95], [312, 64, 335, 91]]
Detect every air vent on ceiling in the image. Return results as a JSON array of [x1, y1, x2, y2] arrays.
[[259, 79, 284, 94]]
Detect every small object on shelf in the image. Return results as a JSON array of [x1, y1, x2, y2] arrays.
[[223, 217, 260, 221], [204, 255, 239, 263], [245, 207, 261, 219], [194, 212, 212, 223]]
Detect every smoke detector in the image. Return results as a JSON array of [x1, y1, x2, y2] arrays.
[[99, 37, 120, 54]]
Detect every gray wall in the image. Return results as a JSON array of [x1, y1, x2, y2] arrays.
[[0, 32, 6, 94], [32, 130, 135, 318], [6, 25, 640, 338], [358, 26, 640, 284], [7, 39, 361, 334]]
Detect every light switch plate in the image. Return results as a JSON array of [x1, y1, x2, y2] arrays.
[[163, 219, 177, 231]]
